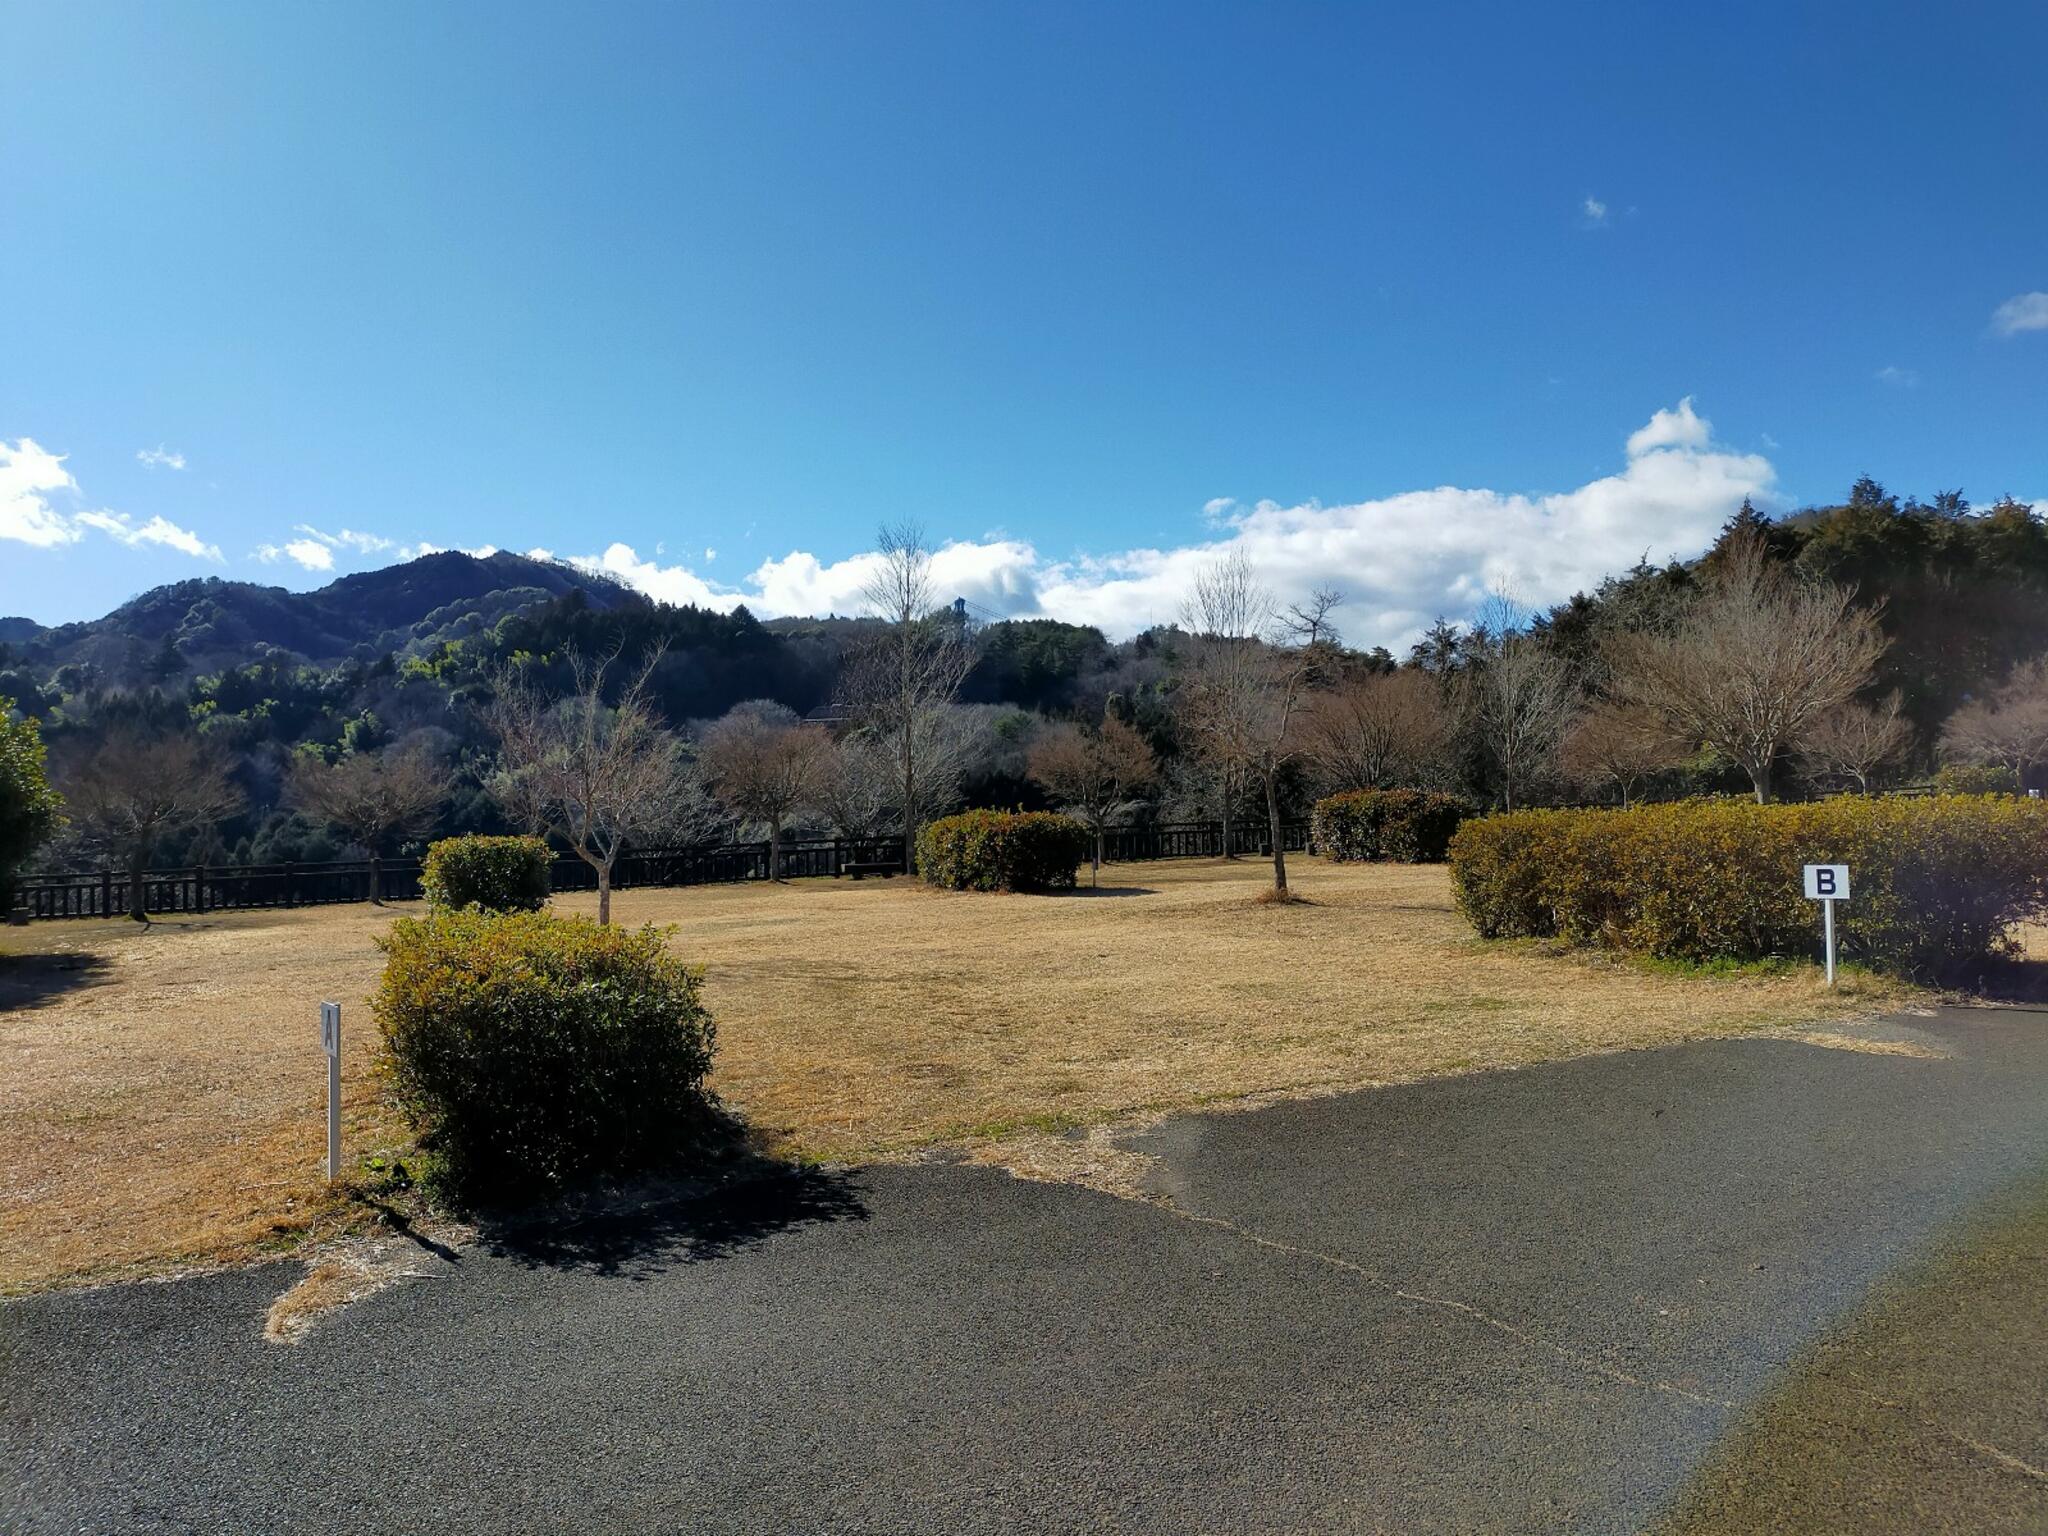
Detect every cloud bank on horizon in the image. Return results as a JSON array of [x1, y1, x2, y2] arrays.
[[572, 397, 1773, 651], [7, 399, 1781, 647]]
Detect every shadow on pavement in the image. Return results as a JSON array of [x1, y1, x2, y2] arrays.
[[480, 1164, 870, 1280]]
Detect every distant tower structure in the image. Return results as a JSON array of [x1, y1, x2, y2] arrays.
[[946, 596, 1003, 636]]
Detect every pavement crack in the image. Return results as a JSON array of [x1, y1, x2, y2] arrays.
[[1167, 1206, 1733, 1410]]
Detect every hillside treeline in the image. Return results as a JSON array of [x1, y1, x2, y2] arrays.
[[4, 478, 2046, 875]]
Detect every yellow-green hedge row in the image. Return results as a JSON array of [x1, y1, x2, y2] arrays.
[[1447, 794, 2048, 980]]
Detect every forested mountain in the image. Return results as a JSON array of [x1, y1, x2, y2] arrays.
[[4, 479, 2046, 874], [0, 551, 637, 681]]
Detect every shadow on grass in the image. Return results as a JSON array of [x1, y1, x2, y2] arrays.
[[477, 1161, 870, 1281], [1068, 885, 1157, 898], [0, 950, 115, 1010]]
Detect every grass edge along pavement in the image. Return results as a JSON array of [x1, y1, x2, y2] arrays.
[[1656, 1164, 2048, 1535]]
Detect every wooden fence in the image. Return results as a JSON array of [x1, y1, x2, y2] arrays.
[[10, 824, 1308, 922]]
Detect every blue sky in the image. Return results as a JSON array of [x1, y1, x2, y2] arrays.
[[3, 0, 2044, 645]]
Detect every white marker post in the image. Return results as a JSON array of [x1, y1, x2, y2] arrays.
[[1803, 864, 1850, 987], [319, 1000, 342, 1182]]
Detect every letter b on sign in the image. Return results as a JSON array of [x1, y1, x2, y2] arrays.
[[1803, 864, 1850, 901]]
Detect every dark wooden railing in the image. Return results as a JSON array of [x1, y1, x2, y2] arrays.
[[11, 823, 1312, 922]]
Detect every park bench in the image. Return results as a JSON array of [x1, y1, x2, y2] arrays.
[[841, 860, 903, 880]]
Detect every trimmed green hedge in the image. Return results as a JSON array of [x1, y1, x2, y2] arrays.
[[1934, 763, 2021, 796], [1312, 789, 1474, 863], [421, 834, 552, 913], [374, 909, 717, 1198], [1448, 795, 2048, 980], [917, 809, 1093, 892]]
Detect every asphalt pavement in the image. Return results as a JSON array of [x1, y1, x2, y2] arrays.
[[6, 1006, 2048, 1534]]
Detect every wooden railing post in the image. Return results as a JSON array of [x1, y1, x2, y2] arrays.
[[193, 865, 206, 915], [284, 860, 297, 909]]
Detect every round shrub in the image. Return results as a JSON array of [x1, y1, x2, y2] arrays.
[[1448, 795, 2048, 980], [1312, 789, 1474, 863], [917, 809, 1093, 892], [374, 909, 717, 1198], [1935, 763, 2021, 796], [421, 834, 552, 913]]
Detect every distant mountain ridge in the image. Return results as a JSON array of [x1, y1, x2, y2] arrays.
[[0, 551, 637, 676]]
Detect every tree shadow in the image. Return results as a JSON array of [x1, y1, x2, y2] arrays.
[[1960, 957, 2048, 1006], [0, 951, 115, 1011], [477, 1161, 870, 1281], [1067, 885, 1157, 899]]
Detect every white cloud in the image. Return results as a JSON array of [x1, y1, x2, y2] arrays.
[[570, 543, 735, 609], [1581, 195, 1609, 226], [1202, 497, 1236, 520], [74, 510, 224, 561], [0, 437, 84, 548], [1624, 395, 1710, 456], [1991, 291, 2048, 337], [1875, 364, 1919, 387], [568, 399, 1774, 652], [4, 437, 222, 558], [254, 538, 335, 571], [136, 445, 187, 471], [291, 523, 396, 555], [704, 547, 717, 562]]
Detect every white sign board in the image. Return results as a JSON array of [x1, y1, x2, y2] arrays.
[[1802, 864, 1849, 901], [320, 1000, 341, 1057]]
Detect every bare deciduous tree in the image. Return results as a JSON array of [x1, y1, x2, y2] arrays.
[[1464, 590, 1577, 812], [698, 705, 831, 880], [1025, 713, 1157, 886], [1558, 700, 1682, 808], [1178, 551, 1340, 896], [844, 522, 977, 873], [1938, 661, 2048, 784], [1797, 691, 1913, 793], [287, 737, 446, 898], [487, 647, 691, 923], [58, 730, 244, 920], [1605, 533, 1886, 803], [1302, 668, 1452, 791], [813, 731, 899, 841]]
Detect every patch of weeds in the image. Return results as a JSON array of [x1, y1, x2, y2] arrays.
[[1420, 995, 1515, 1016], [958, 1109, 1088, 1141], [1631, 952, 1803, 981]]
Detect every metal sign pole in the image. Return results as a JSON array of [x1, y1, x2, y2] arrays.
[[320, 1001, 341, 1182], [1803, 864, 1849, 990]]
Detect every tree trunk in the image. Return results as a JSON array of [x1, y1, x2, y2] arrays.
[[1221, 792, 1235, 860], [1093, 824, 1103, 888], [769, 816, 783, 882], [597, 860, 613, 925], [369, 851, 384, 905], [1750, 758, 1773, 804], [901, 731, 916, 875], [128, 842, 148, 922], [1265, 771, 1288, 895]]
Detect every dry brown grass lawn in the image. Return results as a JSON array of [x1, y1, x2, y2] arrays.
[[2, 856, 1924, 1293]]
